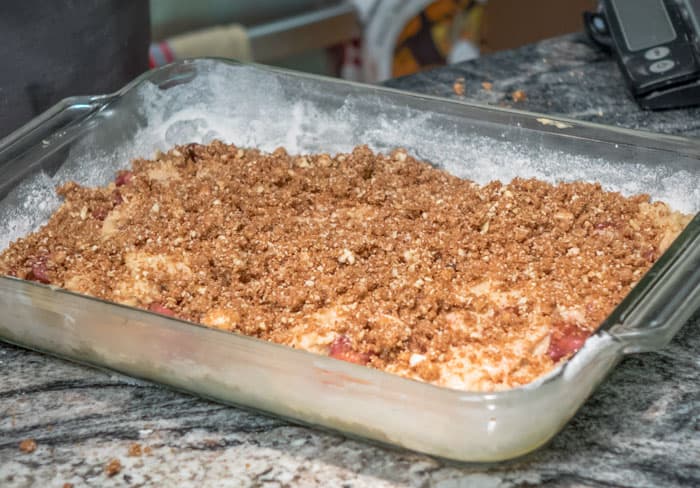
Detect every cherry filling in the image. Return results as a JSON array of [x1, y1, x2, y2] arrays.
[[547, 322, 590, 362], [115, 170, 133, 187], [328, 335, 370, 365], [91, 207, 109, 220], [27, 261, 51, 284], [148, 302, 176, 317], [112, 190, 124, 205]]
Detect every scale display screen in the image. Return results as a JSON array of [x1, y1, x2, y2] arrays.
[[611, 0, 677, 51]]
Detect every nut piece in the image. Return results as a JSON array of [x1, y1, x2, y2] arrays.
[[338, 248, 356, 265], [409, 353, 426, 367], [19, 439, 37, 453], [329, 335, 369, 365]]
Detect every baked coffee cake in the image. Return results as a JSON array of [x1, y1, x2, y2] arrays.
[[0, 141, 691, 391]]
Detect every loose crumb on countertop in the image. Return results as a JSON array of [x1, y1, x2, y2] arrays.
[[18, 439, 37, 453], [105, 458, 122, 477], [127, 443, 142, 457], [453, 77, 466, 96], [0, 141, 691, 391], [511, 89, 527, 102]]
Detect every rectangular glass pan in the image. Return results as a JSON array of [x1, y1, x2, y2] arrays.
[[0, 59, 699, 463]]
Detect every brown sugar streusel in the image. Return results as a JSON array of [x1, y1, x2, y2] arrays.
[[0, 141, 692, 391]]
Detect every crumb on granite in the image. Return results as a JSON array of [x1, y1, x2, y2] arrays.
[[105, 458, 122, 477], [18, 439, 37, 453]]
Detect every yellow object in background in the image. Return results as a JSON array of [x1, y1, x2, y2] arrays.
[[352, 0, 484, 81], [392, 0, 484, 78]]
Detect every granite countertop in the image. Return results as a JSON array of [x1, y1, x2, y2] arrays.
[[385, 33, 700, 136], [1, 34, 699, 487]]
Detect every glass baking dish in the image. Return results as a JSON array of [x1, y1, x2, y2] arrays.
[[0, 59, 698, 463]]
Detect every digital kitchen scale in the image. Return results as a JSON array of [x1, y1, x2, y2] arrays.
[[585, 0, 700, 109]]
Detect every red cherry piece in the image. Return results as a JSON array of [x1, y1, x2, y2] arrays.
[[547, 322, 589, 362], [92, 207, 108, 220], [148, 302, 176, 317], [27, 261, 50, 284], [115, 171, 133, 187], [329, 335, 369, 365], [594, 221, 616, 230]]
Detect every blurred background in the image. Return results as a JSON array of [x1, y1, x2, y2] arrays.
[[149, 0, 597, 81], [0, 0, 597, 138]]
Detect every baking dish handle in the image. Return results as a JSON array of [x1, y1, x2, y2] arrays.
[[0, 95, 112, 162], [610, 215, 700, 353]]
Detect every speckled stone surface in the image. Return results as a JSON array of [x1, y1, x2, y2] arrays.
[[1, 35, 699, 487], [385, 33, 700, 136]]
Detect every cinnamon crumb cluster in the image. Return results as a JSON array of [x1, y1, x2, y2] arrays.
[[0, 142, 691, 391]]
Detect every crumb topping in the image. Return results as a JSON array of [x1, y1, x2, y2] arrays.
[[0, 141, 691, 391]]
